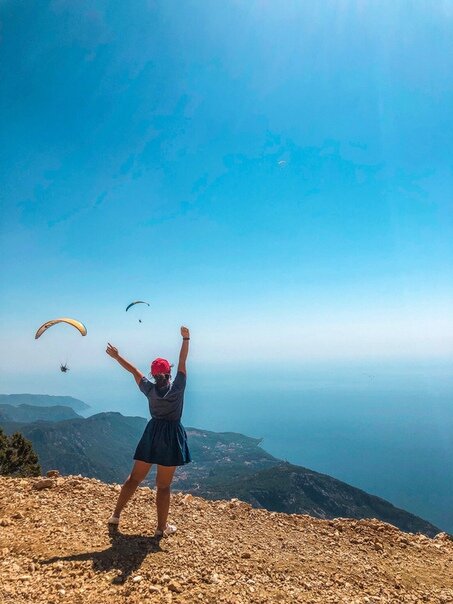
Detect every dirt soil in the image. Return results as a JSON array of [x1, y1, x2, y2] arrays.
[[0, 475, 452, 603]]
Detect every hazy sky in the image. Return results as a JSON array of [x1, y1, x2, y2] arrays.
[[1, 1, 452, 392]]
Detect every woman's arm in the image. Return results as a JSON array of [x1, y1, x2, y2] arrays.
[[106, 343, 144, 385], [178, 326, 190, 374]]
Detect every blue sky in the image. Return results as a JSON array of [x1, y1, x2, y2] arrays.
[[1, 1, 452, 392]]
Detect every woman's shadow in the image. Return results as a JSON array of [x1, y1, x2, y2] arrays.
[[41, 525, 162, 584]]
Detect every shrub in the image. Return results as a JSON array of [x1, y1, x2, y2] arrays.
[[0, 427, 41, 477]]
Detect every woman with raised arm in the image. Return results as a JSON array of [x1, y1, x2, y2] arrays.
[[105, 326, 191, 538]]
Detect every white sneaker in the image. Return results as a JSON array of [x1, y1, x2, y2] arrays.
[[154, 523, 177, 538], [108, 516, 120, 525]]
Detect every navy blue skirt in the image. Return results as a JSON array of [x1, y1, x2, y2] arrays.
[[134, 418, 191, 467]]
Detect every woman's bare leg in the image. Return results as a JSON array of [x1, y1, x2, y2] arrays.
[[155, 465, 176, 531], [112, 460, 152, 518]]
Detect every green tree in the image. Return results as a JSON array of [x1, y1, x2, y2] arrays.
[[0, 427, 41, 477]]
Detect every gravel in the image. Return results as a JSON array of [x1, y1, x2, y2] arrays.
[[0, 475, 452, 603]]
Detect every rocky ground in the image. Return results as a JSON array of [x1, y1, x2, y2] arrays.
[[0, 475, 452, 604]]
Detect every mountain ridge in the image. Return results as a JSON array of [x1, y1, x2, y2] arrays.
[[0, 410, 442, 536], [0, 394, 89, 412], [0, 403, 81, 423], [193, 460, 440, 536]]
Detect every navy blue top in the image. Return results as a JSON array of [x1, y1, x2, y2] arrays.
[[138, 371, 186, 421]]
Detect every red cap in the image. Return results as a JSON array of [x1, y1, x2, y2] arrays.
[[151, 358, 172, 376]]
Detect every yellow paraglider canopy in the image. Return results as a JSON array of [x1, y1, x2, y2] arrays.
[[35, 318, 87, 339]]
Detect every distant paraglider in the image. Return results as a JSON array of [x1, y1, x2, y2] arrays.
[[277, 160, 287, 166], [362, 373, 375, 380], [126, 300, 149, 323], [35, 318, 87, 339], [125, 301, 150, 312]]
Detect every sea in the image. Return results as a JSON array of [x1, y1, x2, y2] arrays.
[[80, 359, 453, 533], [6, 359, 451, 533]]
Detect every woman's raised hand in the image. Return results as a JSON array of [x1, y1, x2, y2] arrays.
[[180, 326, 190, 339], [106, 343, 119, 359]]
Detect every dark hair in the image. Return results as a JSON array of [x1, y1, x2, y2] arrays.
[[154, 373, 170, 389]]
